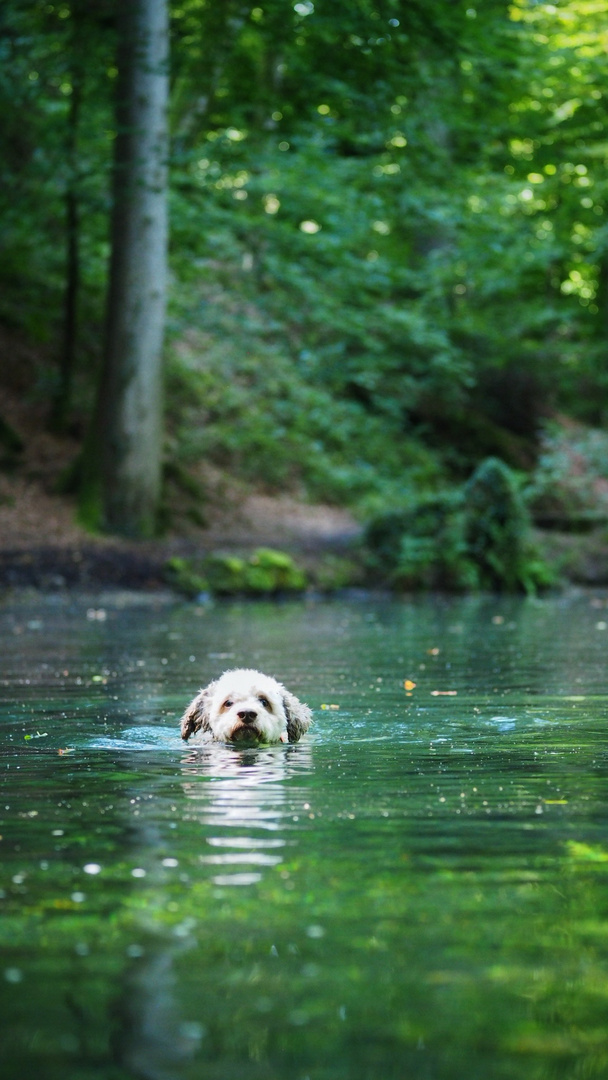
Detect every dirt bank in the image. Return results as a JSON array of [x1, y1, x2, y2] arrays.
[[0, 381, 360, 589]]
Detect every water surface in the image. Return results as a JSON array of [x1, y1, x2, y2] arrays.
[[2, 590, 608, 1079]]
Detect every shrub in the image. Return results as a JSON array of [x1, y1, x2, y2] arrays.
[[362, 461, 554, 593], [464, 457, 553, 593], [363, 491, 475, 590]]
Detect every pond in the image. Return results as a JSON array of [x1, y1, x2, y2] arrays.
[[2, 589, 608, 1080]]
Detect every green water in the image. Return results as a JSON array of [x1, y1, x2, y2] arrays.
[[2, 590, 608, 1080]]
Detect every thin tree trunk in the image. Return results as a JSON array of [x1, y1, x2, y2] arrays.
[[50, 31, 82, 434], [80, 0, 169, 537]]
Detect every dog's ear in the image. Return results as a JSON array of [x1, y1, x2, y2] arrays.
[[181, 682, 215, 741], [282, 690, 312, 743]]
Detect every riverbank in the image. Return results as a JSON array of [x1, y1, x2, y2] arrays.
[[3, 377, 608, 593], [0, 469, 361, 591], [0, 380, 361, 589]]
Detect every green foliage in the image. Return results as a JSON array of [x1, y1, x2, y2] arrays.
[[164, 0, 608, 507], [4, 0, 608, 552], [464, 458, 553, 593], [242, 547, 307, 594], [166, 323, 442, 506], [363, 491, 476, 590], [0, 2, 114, 340], [363, 460, 554, 592], [165, 547, 307, 597], [163, 555, 208, 598]]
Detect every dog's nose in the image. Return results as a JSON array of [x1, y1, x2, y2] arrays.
[[238, 709, 258, 725]]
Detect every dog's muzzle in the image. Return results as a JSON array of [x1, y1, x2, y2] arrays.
[[230, 710, 263, 742]]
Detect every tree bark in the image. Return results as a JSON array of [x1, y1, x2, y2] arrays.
[[80, 0, 168, 537]]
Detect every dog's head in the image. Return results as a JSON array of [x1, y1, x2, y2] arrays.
[[180, 669, 312, 745]]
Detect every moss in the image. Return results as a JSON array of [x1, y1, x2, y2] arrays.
[[164, 548, 308, 598], [164, 556, 209, 598], [243, 548, 307, 593], [464, 458, 554, 593], [203, 553, 248, 595]]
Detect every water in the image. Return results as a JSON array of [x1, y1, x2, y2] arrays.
[[2, 590, 608, 1080]]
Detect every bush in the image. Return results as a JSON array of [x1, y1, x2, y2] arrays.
[[362, 461, 554, 593], [464, 457, 553, 593], [363, 490, 476, 590]]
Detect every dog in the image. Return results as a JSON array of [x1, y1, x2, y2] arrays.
[[180, 669, 312, 745]]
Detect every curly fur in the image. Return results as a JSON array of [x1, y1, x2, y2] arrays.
[[181, 669, 312, 745]]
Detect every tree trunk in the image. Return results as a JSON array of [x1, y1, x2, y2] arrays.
[[80, 0, 169, 537], [50, 68, 82, 434]]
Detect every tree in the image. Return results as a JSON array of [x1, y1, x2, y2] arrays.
[[79, 0, 169, 537], [4, 0, 608, 521], [49, 2, 86, 433]]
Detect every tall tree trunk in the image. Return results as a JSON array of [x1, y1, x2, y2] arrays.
[[80, 0, 168, 538], [50, 68, 82, 434]]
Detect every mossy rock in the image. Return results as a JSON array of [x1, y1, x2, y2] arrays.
[[164, 556, 209, 598], [243, 547, 307, 593], [164, 548, 307, 597]]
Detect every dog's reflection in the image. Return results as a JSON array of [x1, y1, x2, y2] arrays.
[[180, 741, 314, 882], [181, 739, 313, 781], [115, 742, 314, 1078]]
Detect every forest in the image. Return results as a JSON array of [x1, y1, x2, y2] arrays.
[[2, 0, 608, 592]]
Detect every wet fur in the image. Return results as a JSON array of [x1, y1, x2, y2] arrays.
[[181, 668, 312, 745]]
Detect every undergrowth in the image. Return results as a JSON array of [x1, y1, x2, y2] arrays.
[[166, 252, 443, 510]]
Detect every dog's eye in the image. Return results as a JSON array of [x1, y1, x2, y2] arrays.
[[223, 699, 233, 709], [258, 695, 271, 709]]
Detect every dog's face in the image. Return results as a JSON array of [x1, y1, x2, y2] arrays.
[[181, 669, 312, 745]]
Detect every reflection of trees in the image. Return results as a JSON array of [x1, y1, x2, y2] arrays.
[[114, 947, 203, 1080]]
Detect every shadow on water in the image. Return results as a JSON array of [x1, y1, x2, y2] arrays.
[[2, 591, 608, 1078]]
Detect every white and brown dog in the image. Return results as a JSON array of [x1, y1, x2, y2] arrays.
[[180, 669, 312, 745]]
